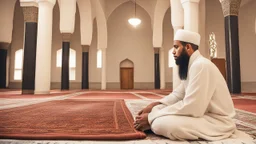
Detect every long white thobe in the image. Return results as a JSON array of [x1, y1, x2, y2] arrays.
[[148, 50, 243, 141]]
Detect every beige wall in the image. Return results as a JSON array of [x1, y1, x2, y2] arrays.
[[163, 8, 173, 83], [0, 0, 16, 43], [106, 2, 154, 83], [206, 0, 256, 83], [10, 1, 24, 83], [206, 0, 225, 58], [239, 0, 256, 82]]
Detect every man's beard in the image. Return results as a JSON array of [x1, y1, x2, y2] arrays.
[[175, 48, 190, 80]]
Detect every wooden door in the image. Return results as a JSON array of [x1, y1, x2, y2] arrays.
[[120, 68, 133, 89]]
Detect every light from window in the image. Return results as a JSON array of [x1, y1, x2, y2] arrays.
[[14, 69, 22, 80], [168, 48, 175, 68], [56, 48, 76, 80], [97, 49, 102, 68], [70, 68, 75, 80], [70, 49, 76, 68], [57, 49, 62, 67], [14, 49, 23, 80]]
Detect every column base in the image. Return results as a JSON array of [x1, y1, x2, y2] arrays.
[[34, 91, 50, 95], [22, 89, 34, 94]]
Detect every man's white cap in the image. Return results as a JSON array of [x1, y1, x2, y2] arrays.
[[174, 29, 201, 46]]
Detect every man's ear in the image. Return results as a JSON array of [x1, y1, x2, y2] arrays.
[[186, 44, 190, 50]]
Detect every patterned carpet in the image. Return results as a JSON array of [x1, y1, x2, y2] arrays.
[[0, 99, 145, 140], [0, 90, 255, 144], [125, 99, 256, 141]]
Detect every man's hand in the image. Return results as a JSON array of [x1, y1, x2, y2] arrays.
[[134, 113, 151, 131], [137, 102, 161, 115]]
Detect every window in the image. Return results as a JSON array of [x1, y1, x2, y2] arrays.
[[14, 49, 23, 80], [97, 49, 102, 68], [168, 48, 175, 68], [56, 48, 76, 80]]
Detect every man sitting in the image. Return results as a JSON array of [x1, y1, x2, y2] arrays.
[[134, 29, 245, 141]]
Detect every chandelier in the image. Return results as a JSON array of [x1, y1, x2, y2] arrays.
[[128, 0, 141, 27]]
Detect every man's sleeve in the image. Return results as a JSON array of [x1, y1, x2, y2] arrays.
[[158, 83, 185, 106], [148, 62, 216, 124]]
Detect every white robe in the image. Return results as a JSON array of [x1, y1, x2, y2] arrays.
[[148, 50, 250, 141]]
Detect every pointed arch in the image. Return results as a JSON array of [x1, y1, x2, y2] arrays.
[[153, 0, 170, 47], [92, 0, 107, 49], [107, 0, 151, 20], [120, 58, 134, 68]]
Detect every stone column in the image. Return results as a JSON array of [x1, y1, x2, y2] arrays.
[[0, 42, 10, 88], [101, 48, 107, 90], [61, 33, 71, 90], [181, 0, 200, 32], [154, 47, 160, 89], [220, 0, 241, 93], [82, 45, 89, 89], [172, 27, 183, 89], [160, 48, 165, 89], [34, 0, 56, 94], [21, 6, 38, 94]]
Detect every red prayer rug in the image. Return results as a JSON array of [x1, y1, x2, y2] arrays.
[[0, 99, 146, 140]]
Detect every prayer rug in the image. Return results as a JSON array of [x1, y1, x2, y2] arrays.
[[69, 92, 140, 99], [233, 99, 256, 113], [0, 99, 146, 140], [125, 100, 256, 140]]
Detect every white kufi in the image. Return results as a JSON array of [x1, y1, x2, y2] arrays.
[[174, 29, 201, 46]]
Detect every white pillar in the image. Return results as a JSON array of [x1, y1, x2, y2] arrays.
[[181, 0, 200, 32], [171, 0, 184, 89], [172, 27, 183, 89], [35, 0, 56, 94], [101, 48, 107, 90], [59, 0, 76, 33], [160, 48, 165, 89]]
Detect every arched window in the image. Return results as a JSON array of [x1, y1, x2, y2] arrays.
[[168, 48, 175, 68], [56, 48, 76, 80], [97, 49, 102, 68], [14, 49, 23, 80]]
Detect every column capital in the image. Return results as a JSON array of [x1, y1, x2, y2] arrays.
[[20, 0, 38, 7], [0, 42, 10, 50], [22, 6, 38, 23], [220, 0, 241, 17], [62, 33, 72, 42], [37, 0, 56, 5], [181, 0, 200, 4], [154, 47, 160, 54], [173, 26, 183, 32], [82, 45, 89, 52]]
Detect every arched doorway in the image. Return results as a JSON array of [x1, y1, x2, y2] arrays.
[[120, 59, 134, 89]]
